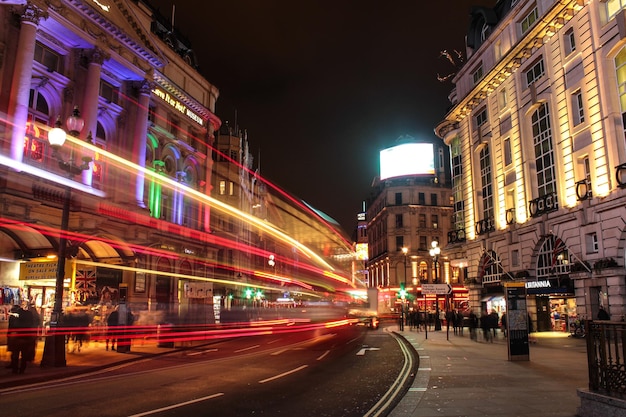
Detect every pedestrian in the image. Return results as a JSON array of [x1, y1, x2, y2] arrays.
[[500, 312, 507, 338], [598, 305, 610, 320], [455, 310, 464, 336], [489, 310, 499, 339], [446, 309, 455, 334], [481, 311, 493, 342], [7, 304, 37, 374], [106, 306, 120, 351], [468, 310, 478, 341]]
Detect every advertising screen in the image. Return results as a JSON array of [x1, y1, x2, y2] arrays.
[[379, 143, 435, 180]]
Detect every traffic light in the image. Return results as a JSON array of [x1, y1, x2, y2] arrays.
[[398, 283, 407, 299], [245, 288, 253, 299]]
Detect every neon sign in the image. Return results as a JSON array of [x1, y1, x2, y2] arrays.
[[152, 88, 204, 127]]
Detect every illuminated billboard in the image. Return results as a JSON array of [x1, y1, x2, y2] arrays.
[[379, 142, 435, 180]]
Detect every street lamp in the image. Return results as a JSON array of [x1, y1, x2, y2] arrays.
[[399, 247, 408, 331], [430, 241, 442, 331], [41, 106, 91, 367]]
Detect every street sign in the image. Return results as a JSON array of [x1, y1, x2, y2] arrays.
[[421, 283, 452, 295]]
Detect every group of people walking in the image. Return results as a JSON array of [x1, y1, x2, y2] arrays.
[[6, 304, 39, 374], [5, 303, 134, 375]]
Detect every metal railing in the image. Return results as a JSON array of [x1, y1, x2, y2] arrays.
[[585, 320, 626, 398]]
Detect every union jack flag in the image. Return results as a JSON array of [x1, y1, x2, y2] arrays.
[[75, 269, 97, 296]]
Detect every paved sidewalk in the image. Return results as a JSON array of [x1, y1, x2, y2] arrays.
[[390, 327, 588, 417], [0, 337, 180, 389]]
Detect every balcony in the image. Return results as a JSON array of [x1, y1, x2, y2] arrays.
[[528, 192, 558, 218], [475, 217, 495, 235], [448, 229, 466, 244]]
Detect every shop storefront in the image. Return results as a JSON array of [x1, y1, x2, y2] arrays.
[[525, 278, 576, 332]]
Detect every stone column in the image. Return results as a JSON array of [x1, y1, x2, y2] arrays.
[[7, 3, 48, 163], [80, 47, 107, 186], [133, 79, 152, 208]]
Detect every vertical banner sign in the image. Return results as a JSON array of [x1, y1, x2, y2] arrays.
[[505, 282, 530, 361]]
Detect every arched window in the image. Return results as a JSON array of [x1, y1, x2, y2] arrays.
[[24, 89, 51, 166], [478, 250, 503, 284], [536, 234, 570, 279]]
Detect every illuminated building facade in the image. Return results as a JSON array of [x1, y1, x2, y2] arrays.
[[0, 0, 221, 325], [365, 135, 457, 314], [0, 1, 357, 331], [435, 0, 626, 328]]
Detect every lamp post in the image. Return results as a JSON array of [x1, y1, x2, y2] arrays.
[[430, 241, 442, 331], [41, 106, 90, 367], [400, 247, 408, 331]]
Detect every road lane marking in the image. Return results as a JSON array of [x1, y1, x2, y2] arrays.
[[271, 348, 288, 355], [409, 387, 427, 392], [317, 350, 330, 360], [128, 392, 224, 416], [357, 347, 380, 356], [234, 344, 260, 353], [187, 348, 218, 356], [259, 365, 308, 384]]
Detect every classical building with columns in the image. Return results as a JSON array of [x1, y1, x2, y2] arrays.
[[435, 0, 626, 329], [0, 1, 356, 333], [0, 0, 223, 326]]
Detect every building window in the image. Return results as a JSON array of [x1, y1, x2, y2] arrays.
[[100, 80, 118, 104], [438, 147, 444, 171], [572, 90, 585, 126], [495, 40, 503, 61], [395, 214, 404, 228], [219, 180, 226, 195], [532, 103, 558, 199], [419, 213, 426, 228], [537, 235, 570, 279], [475, 108, 488, 128], [525, 58, 545, 87], [564, 28, 576, 55], [607, 0, 626, 21], [395, 192, 402, 205], [498, 88, 508, 112], [431, 214, 439, 229], [419, 236, 427, 251], [511, 249, 520, 267], [34, 42, 63, 73], [504, 138, 512, 166], [520, 7, 539, 35], [169, 115, 180, 136], [472, 64, 484, 85], [24, 89, 50, 166], [431, 193, 438, 206], [586, 233, 599, 254], [418, 193, 425, 205], [479, 145, 494, 221], [616, 48, 626, 137], [396, 236, 404, 251], [450, 137, 464, 231]]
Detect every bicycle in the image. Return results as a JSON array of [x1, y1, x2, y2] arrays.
[[569, 318, 586, 338]]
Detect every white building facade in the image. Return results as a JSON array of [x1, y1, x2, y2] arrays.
[[436, 0, 626, 329]]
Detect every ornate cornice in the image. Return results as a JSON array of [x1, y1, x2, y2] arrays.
[[448, 0, 586, 123], [60, 0, 164, 69]]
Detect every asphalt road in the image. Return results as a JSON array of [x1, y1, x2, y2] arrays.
[[1, 324, 416, 417]]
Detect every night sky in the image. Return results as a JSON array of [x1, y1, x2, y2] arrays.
[[152, 0, 496, 235]]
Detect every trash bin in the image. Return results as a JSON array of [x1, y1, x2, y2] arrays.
[[157, 323, 174, 348]]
